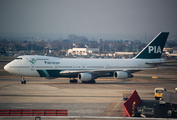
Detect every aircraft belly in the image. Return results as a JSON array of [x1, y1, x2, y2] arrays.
[[97, 72, 114, 78]]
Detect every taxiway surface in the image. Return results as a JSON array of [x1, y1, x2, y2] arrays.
[[0, 76, 177, 117]]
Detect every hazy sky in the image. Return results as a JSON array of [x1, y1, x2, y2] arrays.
[[0, 0, 177, 39]]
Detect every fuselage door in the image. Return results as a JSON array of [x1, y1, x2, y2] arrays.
[[54, 64, 58, 69], [137, 64, 141, 68], [31, 64, 35, 71], [82, 64, 85, 69]]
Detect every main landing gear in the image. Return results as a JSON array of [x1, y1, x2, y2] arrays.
[[69, 79, 78, 83], [82, 79, 96, 84], [69, 79, 96, 83], [21, 76, 26, 84]]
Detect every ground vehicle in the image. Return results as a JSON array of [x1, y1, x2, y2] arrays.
[[154, 88, 166, 100]]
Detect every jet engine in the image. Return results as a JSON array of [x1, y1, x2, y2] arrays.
[[78, 73, 93, 81], [114, 71, 128, 79]]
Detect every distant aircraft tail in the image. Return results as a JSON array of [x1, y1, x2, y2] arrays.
[[134, 32, 169, 59]]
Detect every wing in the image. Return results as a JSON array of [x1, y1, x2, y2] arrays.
[[60, 68, 159, 77]]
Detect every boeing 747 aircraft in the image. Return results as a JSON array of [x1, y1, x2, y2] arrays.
[[4, 32, 169, 84]]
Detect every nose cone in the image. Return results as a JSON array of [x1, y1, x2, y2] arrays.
[[4, 63, 9, 72]]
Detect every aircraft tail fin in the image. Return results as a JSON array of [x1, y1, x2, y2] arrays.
[[134, 32, 169, 59]]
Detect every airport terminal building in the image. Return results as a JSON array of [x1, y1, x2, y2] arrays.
[[67, 48, 99, 56]]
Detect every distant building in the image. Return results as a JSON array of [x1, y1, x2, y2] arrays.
[[67, 48, 99, 56], [114, 52, 136, 58], [173, 50, 177, 54], [163, 48, 173, 54], [167, 49, 177, 59], [49, 49, 55, 54], [97, 38, 102, 43], [163, 48, 177, 59], [115, 52, 135, 55]]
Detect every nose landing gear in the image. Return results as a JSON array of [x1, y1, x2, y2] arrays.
[[21, 76, 26, 84]]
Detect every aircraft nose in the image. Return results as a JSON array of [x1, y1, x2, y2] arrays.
[[4, 64, 9, 72]]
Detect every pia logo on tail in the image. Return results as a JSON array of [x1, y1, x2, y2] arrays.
[[148, 46, 161, 53]]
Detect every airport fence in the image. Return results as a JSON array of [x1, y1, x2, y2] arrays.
[[0, 109, 68, 116]]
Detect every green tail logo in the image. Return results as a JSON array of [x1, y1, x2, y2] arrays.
[[134, 32, 169, 59]]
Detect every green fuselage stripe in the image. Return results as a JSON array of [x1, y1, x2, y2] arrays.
[[37, 70, 47, 77]]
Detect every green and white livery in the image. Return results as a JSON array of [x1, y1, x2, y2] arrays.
[[4, 32, 169, 84]]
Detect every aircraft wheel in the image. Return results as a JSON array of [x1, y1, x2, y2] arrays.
[[70, 79, 78, 83], [24, 80, 26, 84], [82, 79, 96, 84], [91, 79, 96, 83], [21, 76, 26, 84]]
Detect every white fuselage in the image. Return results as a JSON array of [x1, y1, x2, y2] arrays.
[[4, 55, 164, 77]]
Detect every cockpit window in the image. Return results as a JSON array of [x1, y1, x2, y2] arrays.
[[16, 58, 22, 60]]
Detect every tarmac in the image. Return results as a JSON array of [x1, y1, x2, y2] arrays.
[[0, 75, 177, 119]]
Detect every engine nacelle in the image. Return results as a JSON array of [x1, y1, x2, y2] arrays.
[[114, 71, 128, 79], [78, 73, 93, 81]]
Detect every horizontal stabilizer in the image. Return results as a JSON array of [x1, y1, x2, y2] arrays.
[[146, 60, 177, 65]]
